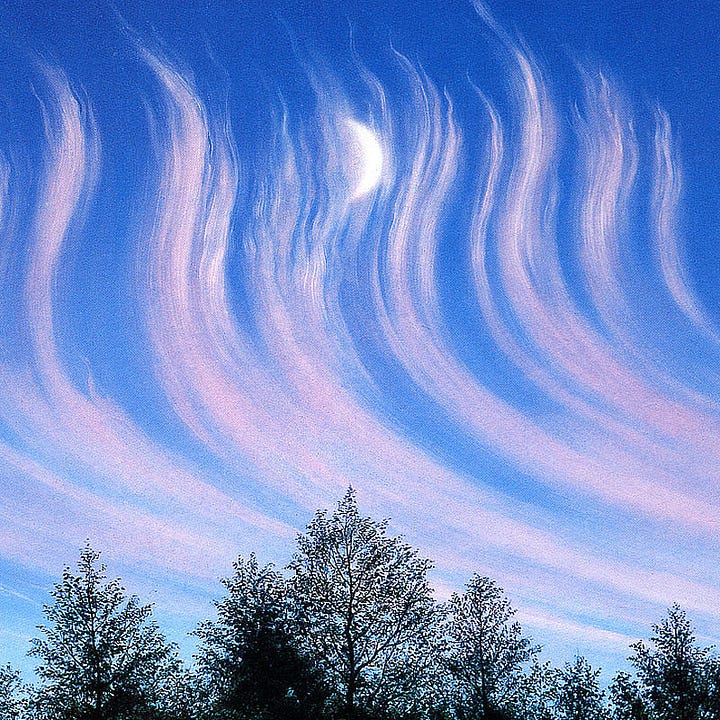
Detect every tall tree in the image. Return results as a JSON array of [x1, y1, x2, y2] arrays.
[[288, 488, 437, 719], [194, 553, 328, 720], [442, 575, 538, 720], [553, 656, 607, 720], [29, 544, 181, 720], [628, 605, 708, 720]]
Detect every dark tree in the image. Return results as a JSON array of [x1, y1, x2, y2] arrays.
[[194, 553, 329, 720], [553, 656, 607, 720], [609, 672, 650, 720], [628, 605, 708, 720], [700, 656, 720, 718], [153, 662, 206, 720], [0, 664, 25, 720], [29, 544, 181, 720], [442, 575, 538, 720], [288, 488, 437, 719], [512, 661, 558, 720]]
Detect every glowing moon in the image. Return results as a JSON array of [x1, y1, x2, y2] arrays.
[[345, 119, 383, 198]]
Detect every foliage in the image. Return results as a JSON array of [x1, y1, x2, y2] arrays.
[[7, 498, 720, 720], [441, 575, 538, 719], [29, 544, 181, 720], [609, 672, 650, 720], [700, 656, 720, 719], [553, 656, 607, 720], [0, 664, 25, 720], [194, 553, 329, 720], [512, 660, 559, 720], [288, 488, 437, 719], [627, 605, 710, 720]]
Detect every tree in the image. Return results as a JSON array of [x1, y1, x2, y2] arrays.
[[700, 656, 720, 718], [152, 661, 205, 720], [512, 661, 559, 720], [627, 605, 709, 720], [609, 672, 650, 720], [441, 575, 538, 720], [288, 488, 437, 719], [0, 664, 25, 720], [553, 656, 607, 720], [194, 553, 328, 720], [29, 544, 181, 720]]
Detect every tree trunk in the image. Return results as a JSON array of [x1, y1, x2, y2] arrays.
[[347, 674, 355, 720]]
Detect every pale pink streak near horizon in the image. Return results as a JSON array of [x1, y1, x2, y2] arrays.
[[0, 443, 234, 578]]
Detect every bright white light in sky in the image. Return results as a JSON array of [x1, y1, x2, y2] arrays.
[[345, 119, 383, 197]]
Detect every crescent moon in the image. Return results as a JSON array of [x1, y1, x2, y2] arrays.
[[345, 119, 383, 198]]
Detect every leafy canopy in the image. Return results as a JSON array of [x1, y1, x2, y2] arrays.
[[30, 544, 180, 720], [288, 488, 437, 718]]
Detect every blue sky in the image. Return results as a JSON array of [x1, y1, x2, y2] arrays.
[[2, 0, 720, 679]]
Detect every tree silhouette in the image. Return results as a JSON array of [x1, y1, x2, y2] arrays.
[[194, 553, 329, 720], [553, 656, 607, 720], [700, 655, 720, 718], [288, 488, 437, 719], [29, 544, 182, 720], [0, 664, 24, 720], [9, 513, 720, 720], [627, 605, 709, 720], [512, 660, 559, 720], [441, 575, 538, 720], [609, 672, 650, 720]]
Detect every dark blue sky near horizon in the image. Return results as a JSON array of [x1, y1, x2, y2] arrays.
[[2, 0, 720, 679]]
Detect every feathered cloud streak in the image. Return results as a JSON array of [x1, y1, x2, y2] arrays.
[[0, 68, 289, 581], [1, 8, 720, 662]]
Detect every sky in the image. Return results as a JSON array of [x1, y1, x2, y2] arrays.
[[1, 0, 720, 679]]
